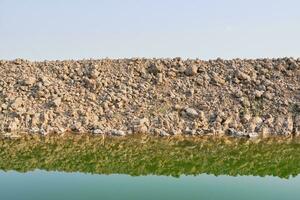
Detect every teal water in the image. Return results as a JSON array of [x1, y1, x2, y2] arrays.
[[0, 170, 300, 200]]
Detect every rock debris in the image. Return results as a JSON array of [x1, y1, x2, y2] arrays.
[[0, 58, 299, 137]]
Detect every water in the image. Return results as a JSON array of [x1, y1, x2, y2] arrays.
[[1, 170, 300, 200], [0, 135, 300, 199]]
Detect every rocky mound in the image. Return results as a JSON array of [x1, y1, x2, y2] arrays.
[[0, 58, 299, 137]]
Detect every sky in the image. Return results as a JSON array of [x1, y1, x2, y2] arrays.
[[0, 0, 299, 60]]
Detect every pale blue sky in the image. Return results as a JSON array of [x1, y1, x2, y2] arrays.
[[0, 0, 299, 60]]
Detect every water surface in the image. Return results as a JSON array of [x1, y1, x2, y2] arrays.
[[0, 135, 300, 199], [1, 170, 300, 200]]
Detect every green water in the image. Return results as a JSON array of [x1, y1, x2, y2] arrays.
[[0, 135, 300, 199], [1, 171, 300, 200]]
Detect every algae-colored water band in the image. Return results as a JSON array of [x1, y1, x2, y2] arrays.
[[0, 134, 299, 178]]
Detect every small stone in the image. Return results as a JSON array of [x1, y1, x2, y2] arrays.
[[134, 125, 148, 134], [93, 129, 103, 134], [184, 127, 196, 135], [11, 97, 23, 109], [52, 97, 62, 107], [288, 59, 299, 70], [249, 132, 259, 138], [212, 73, 225, 85], [148, 63, 163, 74], [56, 126, 66, 133], [40, 128, 47, 136], [71, 121, 82, 132], [241, 98, 250, 107], [261, 127, 271, 138], [89, 68, 99, 79], [264, 114, 274, 125], [132, 118, 149, 126], [198, 111, 206, 121], [30, 127, 39, 134], [242, 113, 251, 122], [223, 116, 233, 127], [7, 118, 19, 132], [171, 129, 181, 135], [254, 90, 264, 98], [263, 91, 273, 100], [24, 77, 36, 86], [159, 130, 170, 137], [1, 103, 8, 110], [186, 89, 194, 97], [184, 65, 198, 76], [248, 116, 263, 132], [167, 70, 176, 77], [227, 128, 247, 137], [174, 104, 183, 111], [236, 70, 251, 82], [156, 73, 163, 83], [253, 116, 262, 124], [185, 108, 198, 118], [132, 118, 149, 134], [41, 76, 51, 86], [111, 129, 126, 136]]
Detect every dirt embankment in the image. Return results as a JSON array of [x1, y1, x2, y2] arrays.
[[0, 58, 299, 137]]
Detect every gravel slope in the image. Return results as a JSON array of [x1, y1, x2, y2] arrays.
[[0, 58, 299, 137]]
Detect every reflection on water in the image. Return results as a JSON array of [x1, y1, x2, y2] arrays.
[[0, 134, 300, 178], [0, 135, 300, 200]]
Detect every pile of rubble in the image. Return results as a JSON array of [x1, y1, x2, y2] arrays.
[[0, 58, 299, 137]]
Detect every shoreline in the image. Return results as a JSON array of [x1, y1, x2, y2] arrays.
[[0, 58, 299, 137]]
